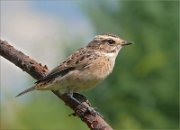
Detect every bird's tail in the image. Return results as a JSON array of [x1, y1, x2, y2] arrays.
[[16, 86, 36, 97]]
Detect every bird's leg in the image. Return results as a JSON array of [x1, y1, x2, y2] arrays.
[[73, 92, 91, 106], [66, 91, 102, 117], [66, 91, 83, 105], [66, 91, 88, 117], [72, 93, 102, 117]]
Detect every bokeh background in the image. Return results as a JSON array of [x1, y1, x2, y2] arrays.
[[1, 0, 179, 129]]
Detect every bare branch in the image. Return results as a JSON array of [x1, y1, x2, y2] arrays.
[[0, 39, 113, 130]]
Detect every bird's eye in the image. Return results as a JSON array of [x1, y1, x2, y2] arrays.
[[107, 39, 115, 45]]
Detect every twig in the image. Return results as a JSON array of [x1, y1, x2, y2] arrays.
[[0, 39, 113, 130]]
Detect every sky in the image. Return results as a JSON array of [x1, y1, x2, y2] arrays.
[[0, 2, 96, 129], [1, 1, 94, 101]]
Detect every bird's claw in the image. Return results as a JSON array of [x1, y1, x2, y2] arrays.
[[85, 106, 103, 118]]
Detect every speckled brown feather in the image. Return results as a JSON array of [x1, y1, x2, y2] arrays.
[[35, 48, 100, 89], [16, 33, 129, 96]]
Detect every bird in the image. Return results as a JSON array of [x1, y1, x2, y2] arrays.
[[16, 33, 132, 103]]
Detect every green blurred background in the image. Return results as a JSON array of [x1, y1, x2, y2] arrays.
[[1, 0, 179, 130]]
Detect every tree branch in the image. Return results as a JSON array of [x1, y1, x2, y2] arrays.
[[0, 39, 113, 130]]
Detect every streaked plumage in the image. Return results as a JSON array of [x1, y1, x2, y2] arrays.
[[17, 33, 132, 97]]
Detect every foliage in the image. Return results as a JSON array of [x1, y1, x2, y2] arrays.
[[83, 1, 179, 129]]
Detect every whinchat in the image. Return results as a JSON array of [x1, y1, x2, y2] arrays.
[[17, 33, 132, 101]]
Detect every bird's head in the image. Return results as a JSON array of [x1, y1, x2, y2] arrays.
[[87, 33, 133, 55]]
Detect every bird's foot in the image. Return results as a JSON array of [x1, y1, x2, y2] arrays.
[[85, 106, 103, 118], [66, 92, 103, 118]]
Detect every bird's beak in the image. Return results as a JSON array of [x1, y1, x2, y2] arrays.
[[121, 41, 133, 46]]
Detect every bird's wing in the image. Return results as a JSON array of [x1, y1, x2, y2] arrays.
[[35, 48, 99, 84]]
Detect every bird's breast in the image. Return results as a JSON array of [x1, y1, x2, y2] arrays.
[[82, 56, 115, 81], [65, 56, 115, 91], [47, 56, 116, 92]]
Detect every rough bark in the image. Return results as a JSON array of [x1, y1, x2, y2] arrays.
[[0, 39, 113, 130]]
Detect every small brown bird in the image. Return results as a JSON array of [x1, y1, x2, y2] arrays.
[[17, 33, 132, 102]]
